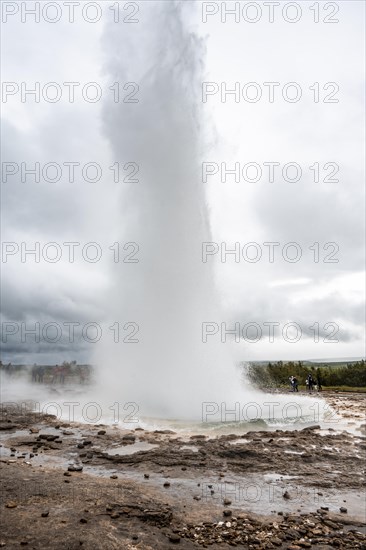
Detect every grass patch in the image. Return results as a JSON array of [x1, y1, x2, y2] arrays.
[[319, 386, 366, 393]]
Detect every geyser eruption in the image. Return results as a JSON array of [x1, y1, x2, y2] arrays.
[[93, 1, 321, 425], [94, 0, 245, 420]]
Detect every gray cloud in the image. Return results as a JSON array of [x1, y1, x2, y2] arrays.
[[1, 1, 364, 366]]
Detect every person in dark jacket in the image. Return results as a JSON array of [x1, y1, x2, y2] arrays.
[[306, 374, 314, 392], [316, 370, 323, 391]]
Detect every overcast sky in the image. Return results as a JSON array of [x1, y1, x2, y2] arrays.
[[1, 1, 365, 365]]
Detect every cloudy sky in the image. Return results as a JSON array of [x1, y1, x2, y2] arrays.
[[1, 1, 365, 365]]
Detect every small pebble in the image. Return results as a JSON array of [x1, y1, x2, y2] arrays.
[[5, 502, 17, 509]]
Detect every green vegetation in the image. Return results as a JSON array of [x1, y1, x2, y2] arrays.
[[246, 359, 366, 390]]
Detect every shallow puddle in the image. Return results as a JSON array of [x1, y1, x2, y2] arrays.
[[263, 473, 300, 481], [105, 442, 159, 456], [284, 450, 305, 455], [180, 445, 199, 453]]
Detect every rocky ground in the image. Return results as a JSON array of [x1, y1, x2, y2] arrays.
[[0, 392, 365, 549]]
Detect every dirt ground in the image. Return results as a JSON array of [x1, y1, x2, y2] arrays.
[[0, 391, 365, 549]]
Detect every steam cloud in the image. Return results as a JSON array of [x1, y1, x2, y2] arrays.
[[93, 1, 244, 419]]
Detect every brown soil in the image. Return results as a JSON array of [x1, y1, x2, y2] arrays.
[[0, 392, 365, 549]]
